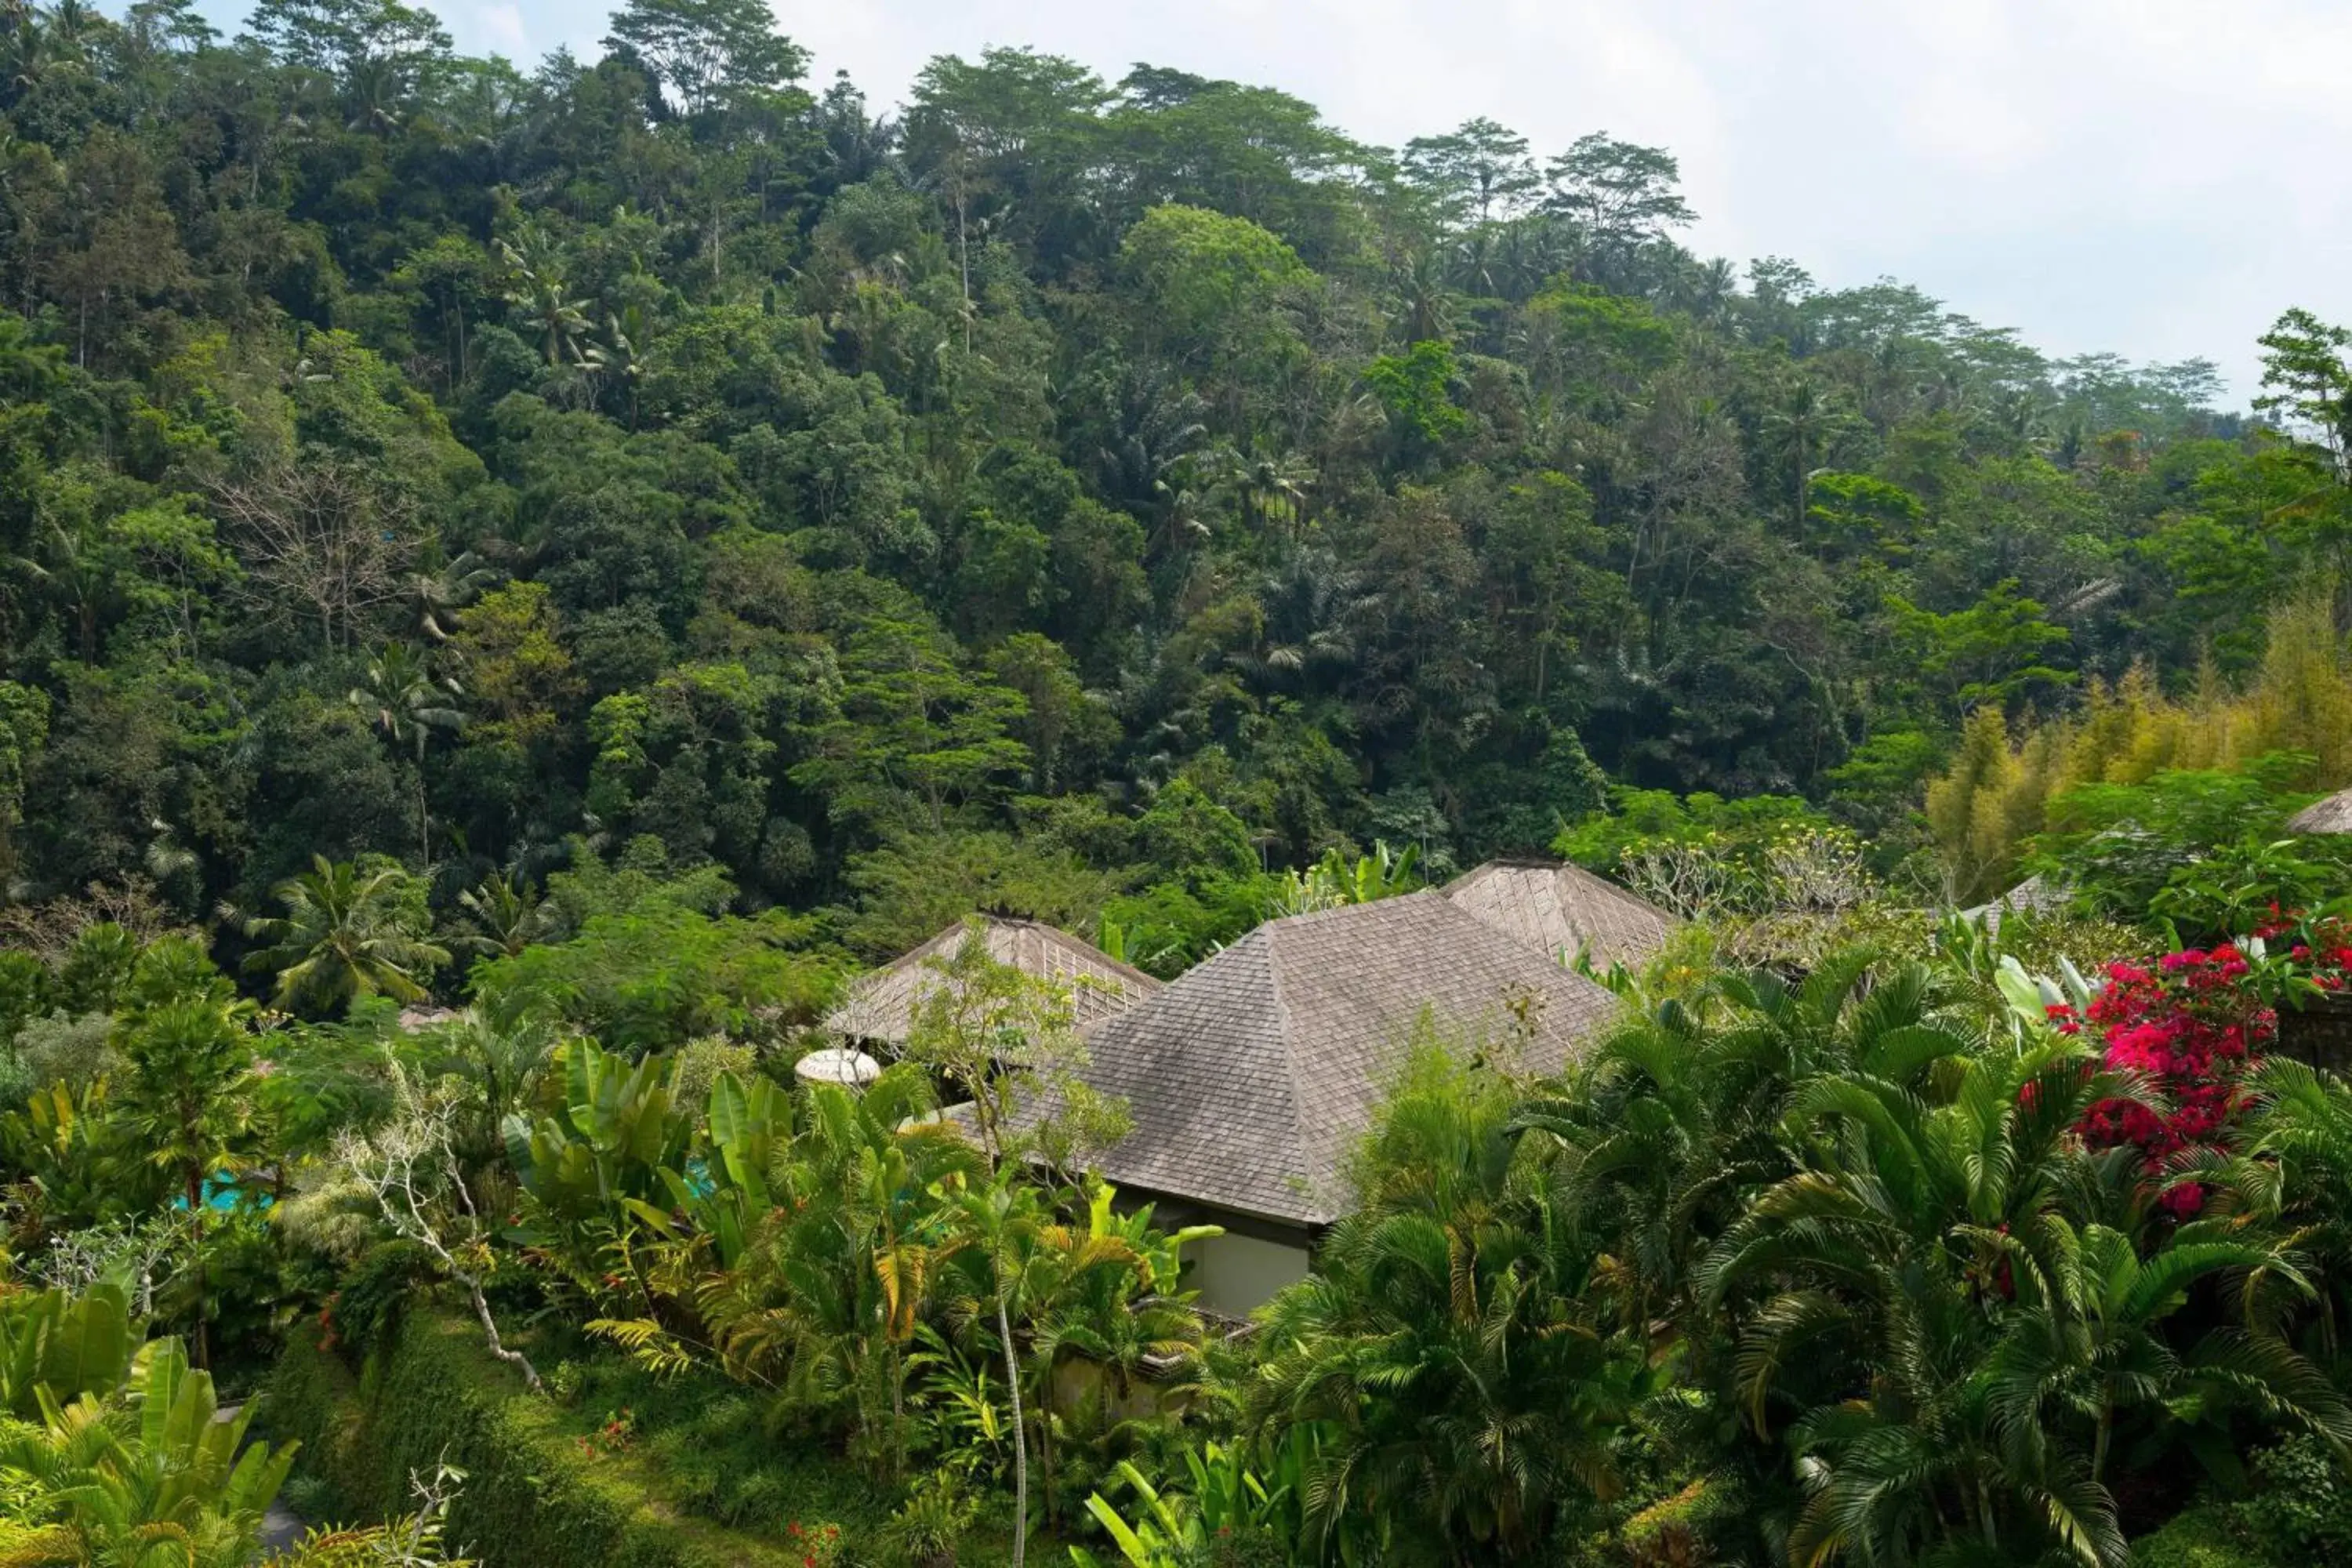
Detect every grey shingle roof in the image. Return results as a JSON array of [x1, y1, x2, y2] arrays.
[[1441, 858, 1677, 967], [2288, 787, 2352, 835], [1958, 873, 2071, 930], [1080, 891, 1620, 1227], [826, 916, 1160, 1047]]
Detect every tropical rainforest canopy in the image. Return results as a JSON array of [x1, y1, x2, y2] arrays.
[[0, 0, 2345, 965]]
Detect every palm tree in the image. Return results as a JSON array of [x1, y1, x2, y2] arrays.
[[0, 7, 52, 100], [45, 0, 98, 59], [1094, 368, 1208, 528], [11, 516, 119, 665], [938, 1174, 1052, 1568], [1210, 446, 1317, 540], [1392, 248, 1459, 345], [1992, 1217, 2330, 1488], [499, 224, 594, 366], [1761, 379, 1859, 530], [341, 53, 409, 135], [407, 550, 496, 642], [241, 855, 449, 1015], [113, 936, 254, 1370], [350, 641, 463, 862], [1249, 1047, 1646, 1563], [597, 304, 649, 428], [1696, 1031, 2349, 1566], [1016, 1186, 1212, 1526], [1514, 1000, 1763, 1338], [437, 1005, 557, 1158], [1236, 549, 1368, 696], [451, 866, 557, 959], [1985, 386, 2062, 453], [1535, 957, 1990, 1340], [2216, 1058, 2352, 1336]]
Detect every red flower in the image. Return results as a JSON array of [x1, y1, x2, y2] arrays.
[[2071, 914, 2352, 1202]]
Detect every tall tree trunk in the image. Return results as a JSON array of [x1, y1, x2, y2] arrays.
[[186, 1164, 209, 1370], [1792, 435, 1807, 529], [998, 1293, 1025, 1568], [888, 1340, 906, 1483]]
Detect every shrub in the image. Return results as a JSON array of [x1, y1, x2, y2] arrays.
[[2053, 923, 2352, 1213], [2131, 1504, 2262, 1567], [2242, 1433, 2352, 1563], [2027, 753, 2320, 924], [1556, 788, 1857, 919], [2062, 947, 2270, 1210], [13, 1009, 117, 1090], [671, 1034, 755, 1107], [263, 1312, 804, 1568]]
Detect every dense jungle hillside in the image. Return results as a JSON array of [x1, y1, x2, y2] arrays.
[[0, 0, 2347, 965], [14, 7, 2352, 1568]]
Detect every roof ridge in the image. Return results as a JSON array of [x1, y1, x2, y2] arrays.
[[1555, 860, 1674, 916], [1258, 914, 1320, 1219], [1029, 919, 1163, 989], [1260, 887, 1444, 935], [862, 912, 1156, 978], [1443, 857, 1672, 920], [1076, 890, 1621, 1229]]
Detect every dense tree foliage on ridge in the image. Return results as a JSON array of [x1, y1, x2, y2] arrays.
[[0, 0, 2344, 978]]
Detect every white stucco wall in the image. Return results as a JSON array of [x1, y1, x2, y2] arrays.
[[1182, 1229, 1312, 1318]]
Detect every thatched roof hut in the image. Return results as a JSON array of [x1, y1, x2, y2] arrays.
[[1441, 858, 1677, 968], [2288, 787, 2352, 836], [1073, 891, 1619, 1231], [825, 915, 1160, 1051]]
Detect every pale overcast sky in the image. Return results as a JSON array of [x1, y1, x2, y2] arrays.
[[245, 1, 2352, 404]]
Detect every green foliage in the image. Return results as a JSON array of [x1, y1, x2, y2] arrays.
[[1556, 787, 1831, 875], [1248, 1044, 1651, 1561], [1555, 787, 1864, 920], [1265, 839, 1421, 915], [1118, 205, 1312, 368], [0, 1283, 139, 1421], [900, 920, 1130, 1173], [2027, 753, 2324, 927], [880, 1475, 980, 1566], [263, 1315, 804, 1568], [0, 0, 2324, 988], [10, 1010, 114, 1093], [0, 17, 2348, 1566], [2129, 1505, 2262, 1568], [1887, 577, 2074, 711], [470, 903, 835, 1053], [837, 828, 1126, 964], [0, 1334, 298, 1568], [1364, 340, 1468, 449], [505, 1039, 691, 1288], [2, 1077, 162, 1231], [1095, 873, 1271, 977], [1929, 592, 2352, 901], [242, 857, 449, 1017], [2241, 1435, 2352, 1563]]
